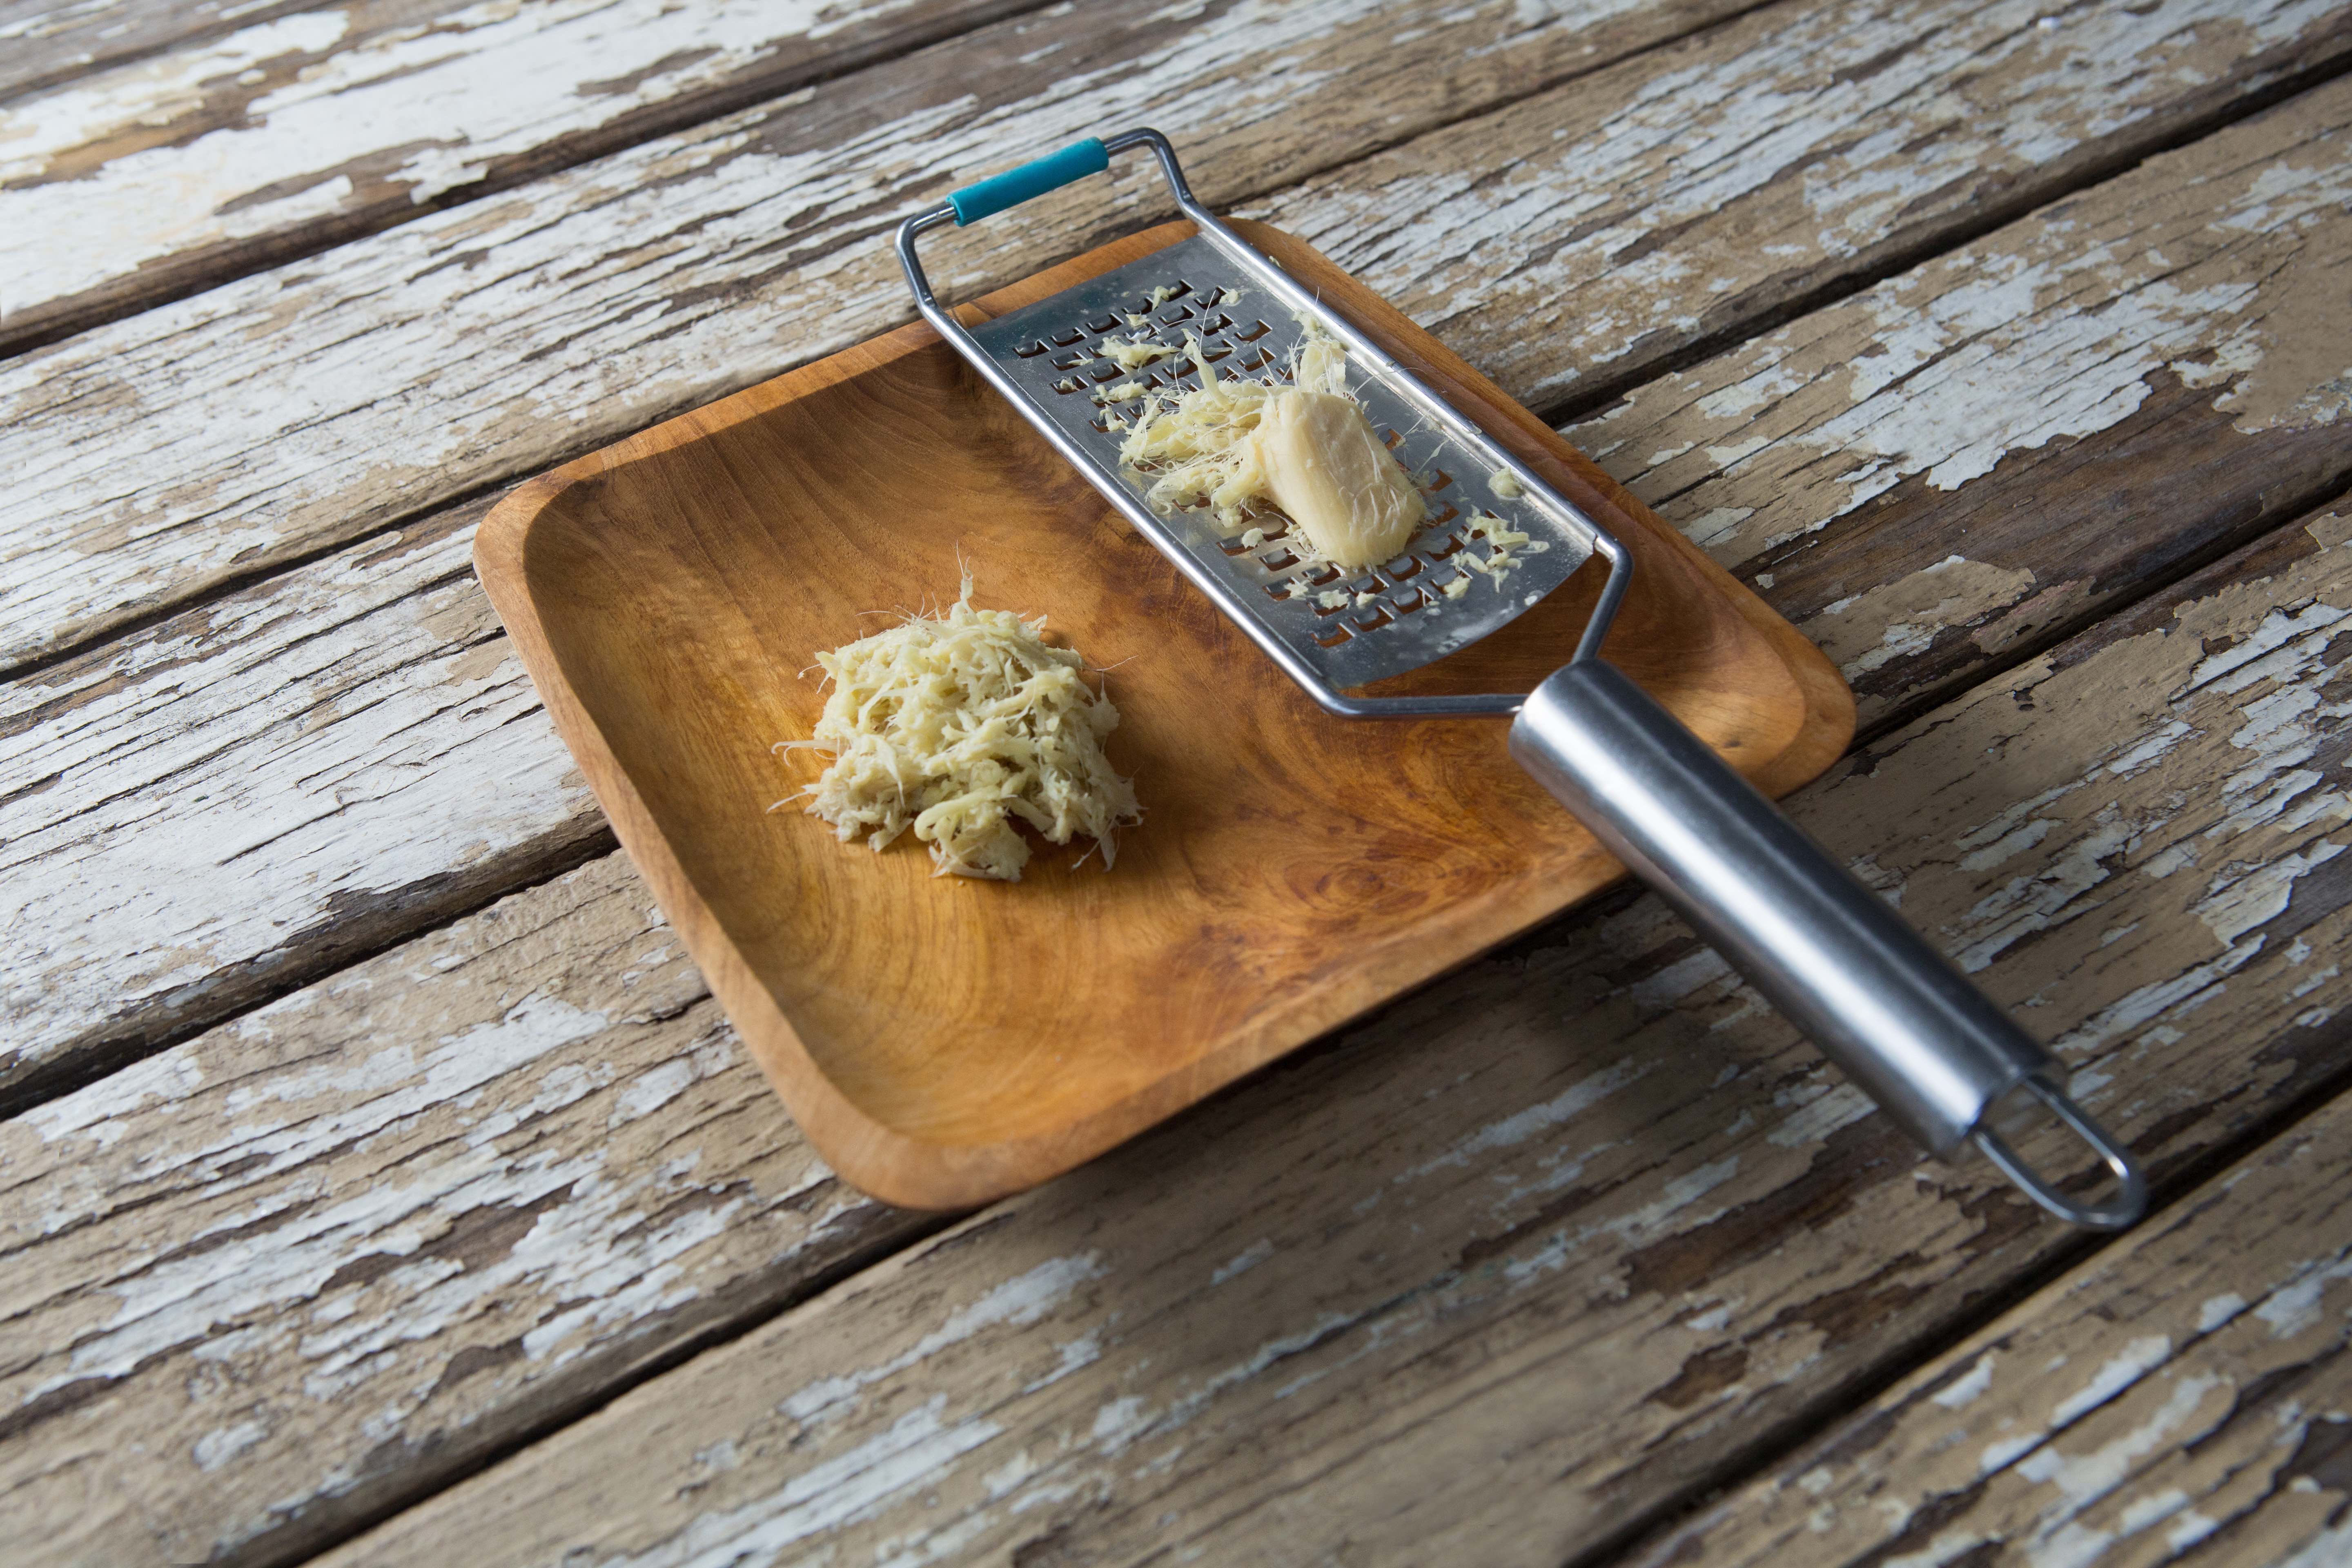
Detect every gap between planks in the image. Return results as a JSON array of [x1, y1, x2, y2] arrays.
[[0, 2, 328, 103], [281, 807, 2352, 1568], [1841, 462, 2352, 755], [1525, 39, 2352, 436]]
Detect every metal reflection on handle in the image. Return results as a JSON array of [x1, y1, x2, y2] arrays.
[[1509, 660, 2146, 1229]]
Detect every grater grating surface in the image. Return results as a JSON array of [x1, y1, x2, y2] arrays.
[[967, 234, 1598, 694]]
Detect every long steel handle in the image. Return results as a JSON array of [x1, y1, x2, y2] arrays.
[[1509, 661, 2146, 1229]]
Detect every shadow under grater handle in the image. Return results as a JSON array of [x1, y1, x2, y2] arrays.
[[1509, 660, 2147, 1229]]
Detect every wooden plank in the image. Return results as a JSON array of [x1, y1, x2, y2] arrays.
[[0, 0, 1753, 359], [0, 1, 314, 102], [1272, 0, 2352, 417], [0, 501, 608, 1103], [14, 499, 2352, 1568], [1627, 1093, 2352, 1568], [11, 53, 2350, 1125], [0, 0, 1053, 353], [5, 0, 2341, 672], [305, 501, 2352, 1566], [1563, 77, 2352, 730], [0, 850, 914, 1568]]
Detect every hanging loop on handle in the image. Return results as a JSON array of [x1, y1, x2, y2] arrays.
[[949, 137, 1111, 224], [1973, 1077, 2148, 1230]]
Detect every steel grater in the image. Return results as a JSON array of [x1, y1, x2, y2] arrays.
[[896, 128, 2146, 1230], [964, 234, 1605, 695]]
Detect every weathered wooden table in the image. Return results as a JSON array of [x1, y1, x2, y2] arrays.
[[6, 2, 2351, 1564]]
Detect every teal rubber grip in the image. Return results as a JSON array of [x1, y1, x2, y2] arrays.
[[949, 138, 1109, 224]]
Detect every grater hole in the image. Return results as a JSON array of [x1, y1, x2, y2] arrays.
[[1015, 339, 1049, 357], [1385, 555, 1421, 580], [1052, 350, 1090, 370], [1050, 327, 1086, 347], [1257, 547, 1298, 572], [1198, 312, 1233, 335], [1314, 624, 1354, 648], [1088, 362, 1125, 383], [1051, 376, 1087, 395], [1234, 320, 1272, 342], [1351, 605, 1394, 633], [1157, 305, 1194, 326], [1086, 314, 1120, 333], [1381, 428, 1404, 450], [1427, 468, 1454, 491], [1427, 502, 1459, 526]]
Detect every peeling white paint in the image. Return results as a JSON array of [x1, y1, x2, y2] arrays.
[[0, 521, 595, 1082], [0, 0, 921, 319], [1931, 1354, 1995, 1411], [602, 1397, 1002, 1568], [777, 1254, 1106, 1425], [2253, 1254, 2352, 1341], [2195, 1293, 2247, 1333], [1566, 52, 2352, 573]]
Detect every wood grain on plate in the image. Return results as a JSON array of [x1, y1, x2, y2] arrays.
[[5, 0, 2341, 675], [313, 506, 2352, 1566], [12, 57, 2349, 1129], [1633, 1093, 2352, 1568], [15, 497, 2352, 1568], [478, 217, 1842, 1207]]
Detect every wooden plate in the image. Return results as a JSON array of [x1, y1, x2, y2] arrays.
[[475, 220, 1852, 1209]]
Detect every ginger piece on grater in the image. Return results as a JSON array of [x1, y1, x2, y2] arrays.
[[1243, 388, 1424, 567]]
